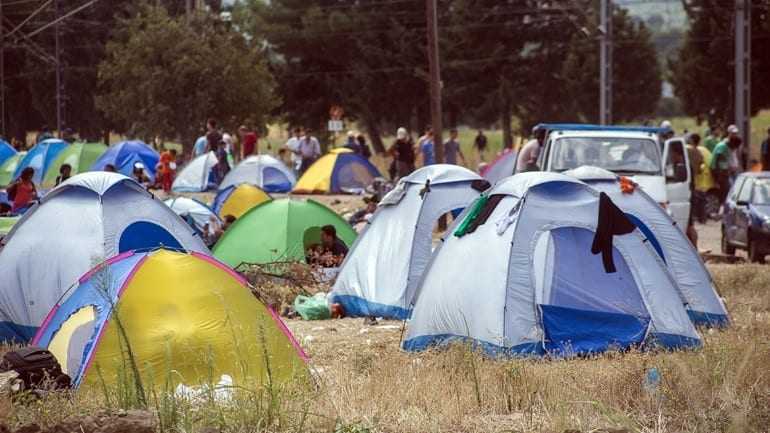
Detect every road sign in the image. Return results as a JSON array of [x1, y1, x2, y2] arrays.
[[328, 120, 344, 132]]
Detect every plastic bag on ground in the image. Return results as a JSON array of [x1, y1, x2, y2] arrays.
[[294, 293, 331, 320]]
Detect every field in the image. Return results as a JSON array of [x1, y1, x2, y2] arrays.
[[2, 218, 769, 433]]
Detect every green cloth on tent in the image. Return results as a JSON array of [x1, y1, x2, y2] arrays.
[[213, 198, 357, 266], [454, 194, 488, 237], [42, 142, 107, 188]]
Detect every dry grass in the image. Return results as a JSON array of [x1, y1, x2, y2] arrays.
[[2, 264, 769, 433]]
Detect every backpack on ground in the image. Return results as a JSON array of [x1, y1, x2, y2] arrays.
[[0, 346, 71, 390]]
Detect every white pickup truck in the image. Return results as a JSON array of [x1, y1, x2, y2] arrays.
[[520, 124, 692, 230]]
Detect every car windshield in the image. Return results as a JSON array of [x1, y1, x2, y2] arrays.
[[752, 180, 770, 205], [550, 137, 662, 174]]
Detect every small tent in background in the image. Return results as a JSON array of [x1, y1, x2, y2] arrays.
[[0, 152, 25, 187], [331, 165, 489, 319], [213, 198, 357, 267], [33, 248, 307, 389], [293, 148, 381, 194], [172, 151, 218, 192], [90, 140, 160, 181], [0, 140, 17, 166], [404, 172, 700, 357], [481, 149, 517, 184], [165, 196, 221, 235], [211, 183, 271, 219], [13, 139, 68, 184], [565, 166, 728, 327], [42, 142, 107, 188], [0, 172, 208, 342], [220, 154, 296, 193]]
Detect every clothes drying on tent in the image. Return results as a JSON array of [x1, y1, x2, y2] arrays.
[[0, 140, 16, 167], [211, 183, 271, 219], [172, 151, 219, 192], [0, 172, 208, 343], [213, 198, 357, 267], [220, 154, 296, 193], [403, 172, 701, 358], [13, 139, 68, 185], [42, 142, 107, 188], [164, 196, 221, 235], [33, 248, 307, 389], [565, 165, 728, 327], [293, 148, 381, 194], [90, 140, 160, 182], [481, 149, 517, 184], [0, 152, 25, 186], [331, 165, 490, 319]]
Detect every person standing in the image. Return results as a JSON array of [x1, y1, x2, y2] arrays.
[[389, 127, 415, 179], [723, 125, 743, 182], [205, 118, 222, 154], [285, 127, 302, 173], [710, 135, 731, 203], [213, 140, 231, 183], [8, 168, 38, 213], [418, 128, 436, 166], [444, 128, 466, 166], [703, 126, 722, 153], [474, 130, 488, 162], [356, 134, 372, 160], [761, 127, 770, 171], [694, 138, 715, 221], [516, 125, 546, 172], [239, 125, 258, 160], [685, 134, 704, 246], [297, 130, 321, 175], [158, 148, 177, 193]]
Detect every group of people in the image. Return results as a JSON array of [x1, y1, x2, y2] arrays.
[[387, 126, 469, 180]]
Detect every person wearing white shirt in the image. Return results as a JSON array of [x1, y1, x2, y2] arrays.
[[285, 127, 302, 172], [298, 132, 321, 175]]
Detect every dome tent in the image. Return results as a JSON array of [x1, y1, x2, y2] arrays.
[[481, 149, 517, 185], [212, 183, 272, 219], [33, 249, 307, 389], [0, 172, 208, 342], [0, 139, 16, 167], [0, 152, 25, 186], [331, 165, 489, 319], [293, 148, 381, 194], [13, 139, 68, 184], [213, 198, 357, 267], [164, 196, 221, 234], [42, 142, 108, 188], [565, 165, 728, 327], [404, 172, 700, 357], [172, 151, 218, 192], [90, 140, 160, 182], [220, 154, 296, 193]]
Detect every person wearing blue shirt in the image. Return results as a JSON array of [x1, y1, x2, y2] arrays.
[[419, 128, 435, 166]]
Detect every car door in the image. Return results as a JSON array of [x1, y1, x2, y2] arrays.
[[662, 138, 691, 231], [723, 176, 744, 243], [734, 177, 754, 246]]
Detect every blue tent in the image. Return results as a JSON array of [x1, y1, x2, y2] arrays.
[[0, 140, 16, 167], [90, 140, 160, 182], [13, 139, 68, 185]]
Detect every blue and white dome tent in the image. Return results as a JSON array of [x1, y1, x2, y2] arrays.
[[0, 172, 209, 342], [90, 140, 160, 182], [219, 154, 296, 193], [404, 172, 701, 358], [331, 164, 489, 319]]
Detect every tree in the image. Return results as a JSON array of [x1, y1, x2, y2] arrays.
[[97, 4, 278, 152], [670, 1, 770, 125]]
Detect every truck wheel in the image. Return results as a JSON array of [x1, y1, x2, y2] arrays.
[[721, 226, 735, 255], [748, 234, 765, 264]]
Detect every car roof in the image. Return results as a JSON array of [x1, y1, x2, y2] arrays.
[[548, 129, 659, 140], [738, 172, 770, 179], [537, 123, 667, 134]]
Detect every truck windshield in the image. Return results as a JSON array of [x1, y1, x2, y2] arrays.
[[550, 137, 662, 175], [753, 180, 770, 205]]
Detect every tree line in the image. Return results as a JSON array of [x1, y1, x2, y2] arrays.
[[1, 0, 767, 153]]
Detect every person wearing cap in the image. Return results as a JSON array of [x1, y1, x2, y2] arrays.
[[389, 127, 415, 179], [659, 120, 674, 141], [516, 125, 546, 173], [761, 127, 770, 171]]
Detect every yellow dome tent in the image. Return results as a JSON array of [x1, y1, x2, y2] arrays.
[[33, 248, 307, 389], [212, 183, 272, 219]]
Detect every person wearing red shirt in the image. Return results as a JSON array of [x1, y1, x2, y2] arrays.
[[158, 148, 177, 193], [239, 125, 258, 160], [8, 167, 38, 213]]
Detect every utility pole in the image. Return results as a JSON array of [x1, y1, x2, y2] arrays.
[[426, 0, 443, 163], [55, 0, 63, 136], [0, 0, 5, 138], [735, 0, 751, 164], [599, 0, 612, 125]]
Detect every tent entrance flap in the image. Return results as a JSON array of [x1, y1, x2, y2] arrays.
[[118, 222, 184, 253]]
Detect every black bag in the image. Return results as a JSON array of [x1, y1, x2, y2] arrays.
[[0, 346, 71, 390]]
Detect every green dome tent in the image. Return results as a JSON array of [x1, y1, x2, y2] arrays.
[[0, 152, 25, 187], [213, 198, 357, 267], [42, 142, 107, 188]]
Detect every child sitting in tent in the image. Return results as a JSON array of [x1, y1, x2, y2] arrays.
[[7, 167, 38, 213], [55, 164, 72, 186], [132, 163, 151, 190]]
